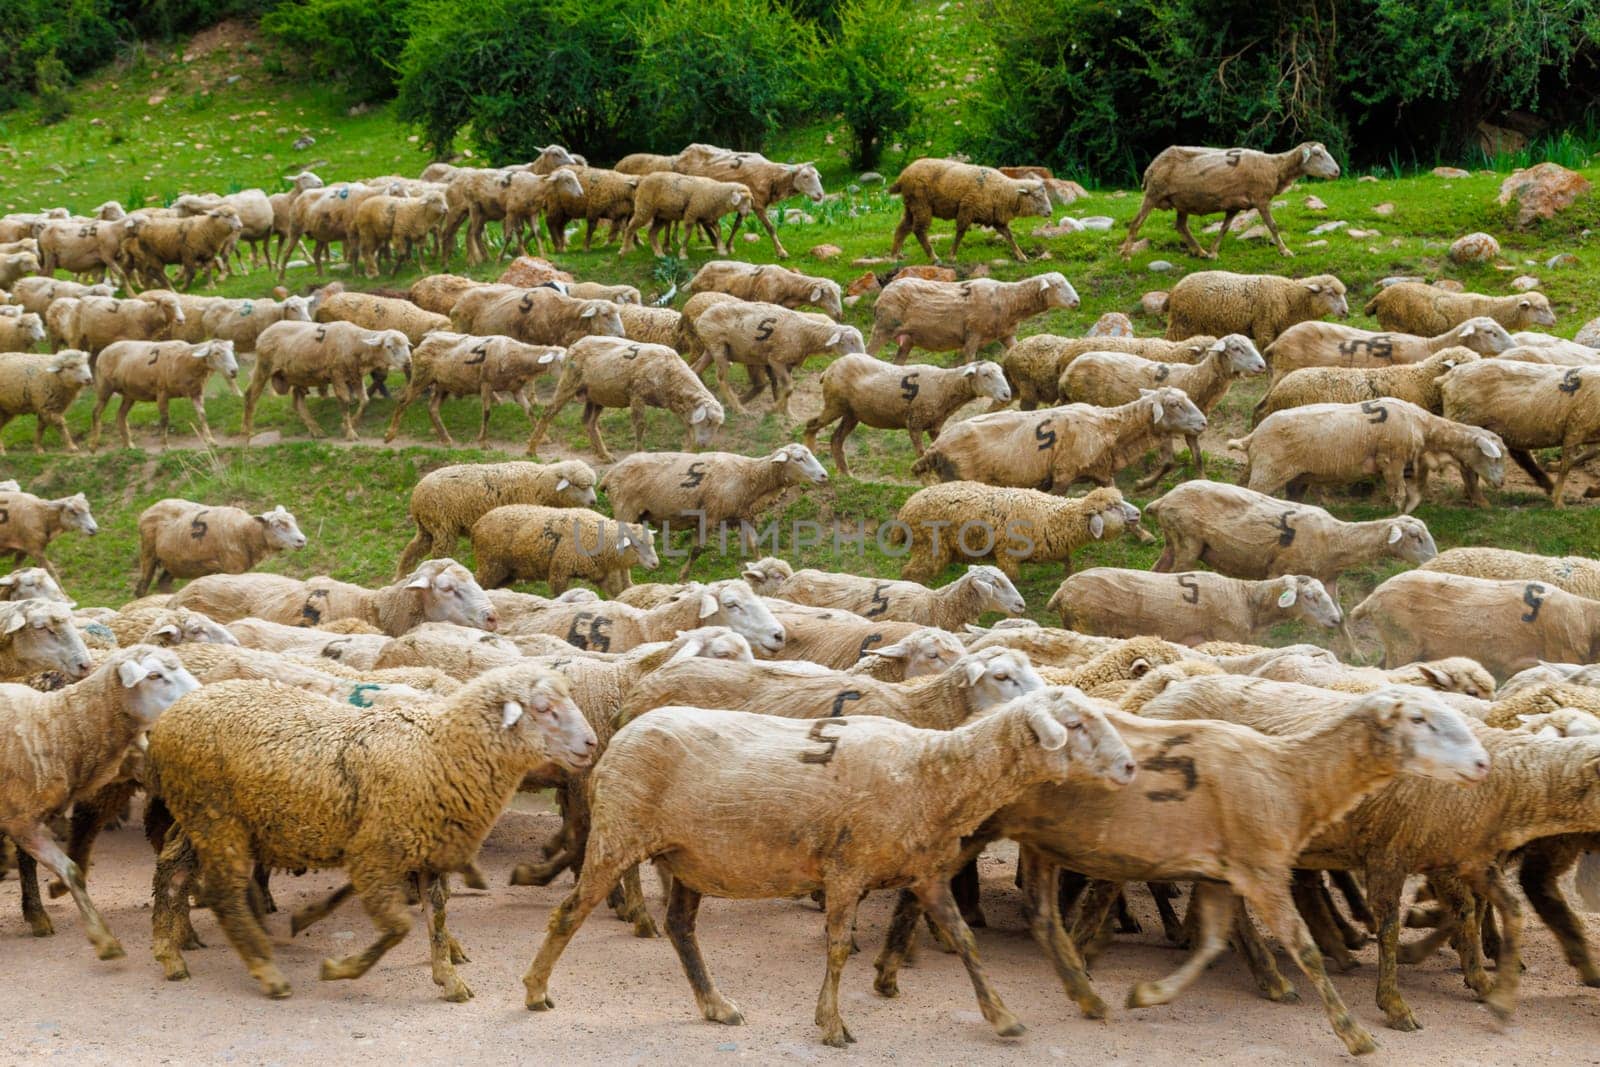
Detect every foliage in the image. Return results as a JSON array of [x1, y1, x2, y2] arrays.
[[33, 52, 74, 125], [0, 0, 124, 111], [261, 0, 413, 102], [809, 0, 922, 169]]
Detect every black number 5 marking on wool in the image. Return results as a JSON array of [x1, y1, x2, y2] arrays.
[[799, 718, 847, 763]]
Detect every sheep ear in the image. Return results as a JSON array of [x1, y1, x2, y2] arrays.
[[1478, 438, 1501, 458], [772, 451, 789, 463], [1208, 340, 1225, 352], [1089, 513, 1105, 538], [810, 287, 823, 302], [1387, 525, 1403, 544], [962, 364, 977, 376], [363, 334, 384, 347], [152, 623, 182, 643], [872, 640, 910, 659], [697, 592, 720, 620], [1536, 724, 1561, 738], [580, 306, 598, 318], [1277, 586, 1298, 609], [665, 636, 706, 665], [1302, 146, 1312, 162], [117, 659, 146, 688], [3, 612, 25, 635], [962, 659, 987, 687], [1416, 664, 1449, 687], [190, 346, 209, 359], [1128, 657, 1153, 678], [1460, 323, 1475, 336], [1037, 277, 1051, 292], [538, 352, 557, 364], [690, 405, 708, 424], [1150, 400, 1164, 423], [406, 573, 433, 589], [555, 478, 571, 491], [1516, 713, 1540, 724], [1026, 706, 1071, 751], [826, 330, 842, 346], [501, 701, 524, 728], [1305, 283, 1323, 293]]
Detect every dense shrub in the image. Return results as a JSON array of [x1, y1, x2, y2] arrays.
[[810, 0, 921, 169], [261, 0, 412, 102], [0, 0, 124, 111], [116, 0, 273, 39]]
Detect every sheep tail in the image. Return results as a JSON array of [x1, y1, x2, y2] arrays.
[[1224, 435, 1249, 452]]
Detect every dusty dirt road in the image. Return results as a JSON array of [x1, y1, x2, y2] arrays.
[[6, 800, 1600, 1066]]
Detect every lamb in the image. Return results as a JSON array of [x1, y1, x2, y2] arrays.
[[1351, 570, 1600, 678], [170, 558, 498, 634], [147, 663, 596, 997], [671, 144, 826, 259], [526, 337, 724, 461], [687, 260, 842, 319], [172, 188, 275, 269], [521, 688, 1134, 1046], [315, 290, 450, 348], [1227, 398, 1508, 513], [690, 300, 864, 416], [134, 499, 307, 597], [911, 387, 1206, 493], [619, 172, 753, 258], [894, 483, 1144, 583], [0, 599, 94, 681], [51, 291, 185, 356], [1060, 334, 1266, 483], [804, 355, 1011, 476], [1365, 282, 1558, 335], [198, 294, 313, 352], [1166, 271, 1349, 347], [887, 157, 1053, 261], [1146, 480, 1436, 598], [88, 338, 239, 450], [1048, 569, 1342, 645], [469, 504, 659, 595], [0, 309, 44, 352], [499, 169, 586, 260], [0, 488, 98, 580], [383, 332, 564, 446], [394, 460, 597, 578], [1420, 546, 1600, 599], [1120, 142, 1340, 258], [0, 350, 93, 453], [542, 166, 641, 253], [1439, 359, 1600, 505], [242, 321, 411, 441], [118, 206, 243, 289], [450, 285, 626, 348], [867, 273, 1080, 364], [2, 647, 197, 954], [134, 607, 240, 649], [1264, 317, 1514, 385], [771, 565, 1026, 630], [602, 445, 829, 574], [352, 190, 448, 275], [8, 277, 116, 317], [1254, 348, 1479, 421], [1002, 333, 1220, 409]]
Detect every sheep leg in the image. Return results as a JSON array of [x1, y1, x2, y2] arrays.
[[1119, 199, 1154, 257], [1206, 210, 1239, 257], [949, 216, 971, 259], [290, 388, 324, 438], [1468, 864, 1523, 1022], [1232, 899, 1300, 1002], [889, 210, 914, 259], [383, 381, 420, 443], [6, 823, 120, 960], [1127, 880, 1233, 1007], [772, 365, 796, 418], [524, 380, 576, 456], [1150, 882, 1185, 942], [1520, 838, 1600, 986], [115, 395, 136, 450], [649, 879, 744, 1029], [16, 847, 52, 937], [830, 416, 857, 478], [1258, 203, 1293, 257], [1330, 870, 1375, 934], [1290, 870, 1360, 971], [1252, 878, 1377, 1055], [1173, 212, 1208, 259], [422, 874, 473, 1002], [628, 396, 651, 452], [577, 402, 613, 462], [712, 349, 748, 415], [1320, 875, 1370, 950], [319, 872, 411, 983], [614, 863, 660, 937], [1552, 439, 1579, 508], [917, 880, 1026, 1038], [872, 889, 923, 997], [1019, 848, 1107, 1018], [1367, 865, 1421, 1031], [523, 848, 637, 1010], [150, 830, 199, 980], [199, 830, 290, 997], [1134, 438, 1177, 491], [804, 886, 864, 1044], [291, 882, 355, 936], [1508, 448, 1555, 493], [995, 221, 1027, 262]]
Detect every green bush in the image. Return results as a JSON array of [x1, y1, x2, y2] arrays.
[[810, 0, 921, 169], [0, 0, 125, 111], [34, 51, 73, 124], [261, 0, 413, 102]]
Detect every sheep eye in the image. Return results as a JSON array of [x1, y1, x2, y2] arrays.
[[993, 673, 1009, 682], [1409, 713, 1426, 724], [1067, 721, 1083, 731]]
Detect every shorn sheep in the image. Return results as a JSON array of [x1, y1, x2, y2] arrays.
[[1263, 317, 1514, 385], [147, 664, 597, 998], [497, 578, 784, 656], [804, 355, 1011, 476], [1420, 546, 1600, 599], [1047, 568, 1342, 645], [1254, 347, 1479, 421], [687, 260, 842, 319], [1002, 333, 1221, 410], [619, 172, 753, 258], [382, 332, 564, 446], [89, 338, 240, 450], [135, 499, 307, 596], [242, 321, 411, 442], [469, 504, 659, 595], [521, 689, 1136, 1046], [690, 300, 865, 416], [0, 309, 45, 352], [673, 144, 826, 259], [867, 273, 1080, 364], [0, 598, 95, 681], [888, 157, 1053, 261], [0, 487, 99, 580], [0, 350, 93, 453], [770, 565, 1026, 629], [1365, 282, 1558, 336], [1166, 271, 1349, 347], [397, 460, 598, 577], [1120, 142, 1340, 258]]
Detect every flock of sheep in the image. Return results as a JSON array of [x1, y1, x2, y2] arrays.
[[4, 137, 1600, 1056]]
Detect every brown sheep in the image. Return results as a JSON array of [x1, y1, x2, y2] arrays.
[[241, 322, 411, 441], [1439, 359, 1600, 505], [383, 332, 564, 446], [118, 207, 243, 290], [51, 292, 185, 358], [1001, 333, 1219, 410], [136, 499, 307, 596], [89, 338, 240, 449], [0, 350, 93, 454], [1255, 347, 1481, 422], [1365, 283, 1558, 336], [672, 144, 825, 259], [450, 285, 625, 348], [543, 166, 641, 253], [0, 488, 99, 580], [690, 300, 864, 416], [619, 173, 753, 258], [688, 260, 842, 319], [888, 158, 1052, 261], [352, 191, 448, 276], [867, 272, 1080, 364], [1166, 271, 1349, 347], [1263, 317, 1514, 385]]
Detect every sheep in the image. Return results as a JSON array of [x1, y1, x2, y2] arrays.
[[51, 292, 184, 356], [435, 167, 526, 263], [393, 460, 597, 580], [1048, 568, 1342, 645], [142, 290, 223, 343], [521, 687, 1134, 1046], [450, 285, 626, 348], [470, 504, 659, 596], [1351, 570, 1600, 678], [173, 188, 275, 269], [134, 499, 307, 597], [368, 622, 531, 679], [1439, 359, 1600, 505], [2, 646, 196, 953], [911, 387, 1207, 493], [1255, 348, 1479, 421], [88, 338, 239, 450], [315, 290, 450, 348], [146, 663, 596, 997], [1166, 271, 1349, 347], [277, 180, 402, 279], [0, 568, 67, 605], [0, 599, 94, 681], [1120, 142, 1340, 258], [1420, 547, 1600, 599], [1060, 334, 1266, 483], [602, 444, 829, 574], [543, 166, 641, 253], [614, 303, 682, 347], [0, 250, 41, 287], [614, 557, 797, 609], [1264, 317, 1514, 385], [888, 157, 1052, 261], [0, 309, 44, 353], [0, 488, 98, 581], [1365, 283, 1558, 336], [614, 152, 678, 175], [867, 273, 1080, 364], [673, 290, 744, 361], [526, 337, 724, 462], [619, 172, 754, 258], [770, 565, 1026, 630], [9, 277, 116, 317], [1499, 343, 1600, 367], [1002, 333, 1221, 410], [383, 332, 564, 446], [170, 558, 498, 634], [689, 300, 864, 416], [671, 144, 825, 259], [893, 483, 1145, 584], [35, 219, 124, 281], [264, 172, 325, 264], [497, 579, 784, 661], [222, 618, 392, 671], [688, 260, 842, 319], [499, 169, 586, 261], [1227, 398, 1508, 513], [1249, 654, 1497, 699], [198, 294, 313, 352], [242, 321, 411, 441], [1500, 662, 1600, 698], [1145, 480, 1436, 598], [804, 355, 1011, 476], [0, 350, 92, 453], [352, 190, 448, 275], [408, 273, 482, 316], [118, 206, 243, 289]]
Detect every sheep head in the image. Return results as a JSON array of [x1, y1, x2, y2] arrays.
[[1013, 686, 1137, 787], [1, 600, 93, 679], [965, 360, 1012, 404], [771, 443, 829, 485], [256, 505, 308, 553], [1298, 142, 1341, 180], [1356, 687, 1488, 785]]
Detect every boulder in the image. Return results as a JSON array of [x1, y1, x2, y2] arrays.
[[1304, 195, 1327, 211], [1372, 202, 1395, 216], [1510, 275, 1541, 292], [1148, 260, 1173, 273], [1140, 291, 1170, 317], [809, 244, 843, 261], [1086, 312, 1134, 338], [1432, 279, 1465, 292], [846, 272, 880, 297], [1498, 163, 1592, 227], [892, 265, 957, 283], [498, 256, 573, 286], [1432, 166, 1472, 179], [1448, 232, 1499, 264], [1574, 317, 1600, 348]]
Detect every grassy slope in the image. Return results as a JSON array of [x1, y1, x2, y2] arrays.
[[3, 8, 1600, 636]]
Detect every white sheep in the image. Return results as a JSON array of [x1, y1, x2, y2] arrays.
[[771, 565, 1025, 629], [89, 338, 239, 449], [135, 499, 307, 597], [0, 350, 93, 453], [867, 273, 1080, 364], [1048, 568, 1342, 645]]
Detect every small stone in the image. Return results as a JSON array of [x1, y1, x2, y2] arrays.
[[1573, 317, 1600, 347], [1204, 209, 1258, 235], [850, 256, 891, 267], [1347, 228, 1380, 239], [1126, 238, 1149, 255], [1358, 175, 1379, 182], [1140, 291, 1169, 316], [1077, 216, 1114, 231], [892, 265, 957, 283], [1372, 202, 1395, 216], [1304, 239, 1329, 248], [1148, 260, 1173, 273], [857, 171, 884, 185], [1308, 220, 1347, 236], [1547, 252, 1579, 269], [1432, 279, 1465, 292], [1448, 232, 1500, 264], [1432, 166, 1471, 179], [1305, 195, 1327, 211], [146, 93, 166, 106], [1511, 275, 1541, 291], [292, 135, 315, 151], [743, 232, 761, 242], [968, 263, 991, 277], [842, 294, 862, 308], [809, 244, 843, 261], [846, 271, 880, 297], [498, 256, 573, 286], [1238, 224, 1270, 241], [1031, 218, 1082, 238], [1086, 312, 1134, 338], [1378, 275, 1424, 288]]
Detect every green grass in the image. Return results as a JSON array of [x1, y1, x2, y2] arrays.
[[5, 11, 1600, 637]]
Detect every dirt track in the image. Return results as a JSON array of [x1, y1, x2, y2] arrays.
[[6, 798, 1600, 1065]]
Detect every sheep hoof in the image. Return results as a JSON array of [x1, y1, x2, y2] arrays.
[[28, 915, 53, 937], [441, 979, 474, 1003], [632, 916, 661, 939], [95, 938, 126, 961], [525, 992, 555, 1011], [1383, 1009, 1421, 1032], [47, 880, 66, 899], [1340, 1026, 1378, 1056], [994, 1016, 1025, 1038], [873, 968, 900, 998], [160, 958, 190, 982], [819, 1021, 851, 1047], [1125, 981, 1168, 1009], [1483, 992, 1516, 1023]]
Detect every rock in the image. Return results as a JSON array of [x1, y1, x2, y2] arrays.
[[1148, 260, 1174, 273], [1511, 275, 1541, 292], [1432, 166, 1471, 179], [809, 244, 843, 261], [892, 265, 957, 283], [1203, 209, 1258, 235], [1379, 275, 1424, 288], [1347, 229, 1380, 239], [743, 232, 761, 242], [271, 285, 290, 300], [1308, 220, 1348, 236], [1498, 162, 1593, 227], [1358, 175, 1379, 182], [783, 208, 805, 224], [1238, 224, 1270, 241], [1051, 179, 1088, 204], [1086, 312, 1134, 338], [1432, 279, 1465, 292], [1574, 317, 1600, 348], [1547, 253, 1579, 269], [1140, 291, 1170, 316], [1305, 196, 1327, 211], [999, 165, 1053, 181], [1477, 120, 1528, 156], [846, 271, 881, 297], [857, 171, 884, 185], [1031, 218, 1082, 238], [1448, 232, 1500, 264], [990, 258, 1011, 267], [248, 431, 283, 447], [1126, 238, 1150, 255], [498, 256, 573, 286], [968, 263, 992, 278], [1372, 202, 1395, 216], [843, 294, 862, 308], [1304, 239, 1329, 248], [146, 94, 166, 107], [851, 256, 892, 267], [292, 135, 315, 151], [1077, 216, 1114, 231]]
